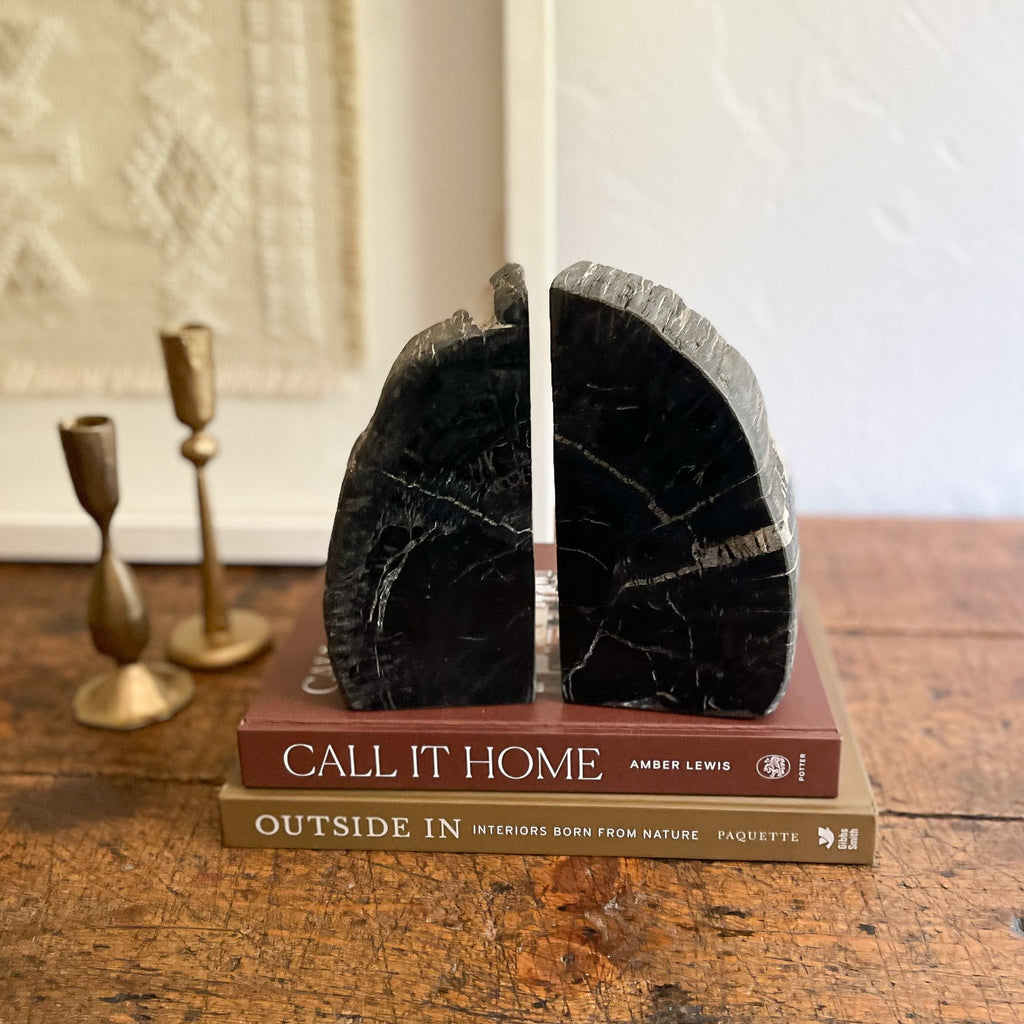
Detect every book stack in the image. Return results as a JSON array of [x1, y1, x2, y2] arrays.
[[220, 549, 876, 864]]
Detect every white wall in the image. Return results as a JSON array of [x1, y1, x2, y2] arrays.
[[5, 0, 1023, 567], [556, 0, 1024, 515], [0, 0, 505, 564]]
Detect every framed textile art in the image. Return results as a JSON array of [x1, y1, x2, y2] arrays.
[[0, 0, 362, 396]]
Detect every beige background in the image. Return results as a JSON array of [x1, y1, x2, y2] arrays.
[[4, 0, 1022, 565], [1, 0, 360, 395], [0, 0, 508, 563]]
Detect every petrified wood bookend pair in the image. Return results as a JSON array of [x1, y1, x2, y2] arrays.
[[323, 262, 799, 718]]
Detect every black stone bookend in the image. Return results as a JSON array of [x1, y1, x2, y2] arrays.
[[324, 264, 534, 710], [550, 261, 799, 717]]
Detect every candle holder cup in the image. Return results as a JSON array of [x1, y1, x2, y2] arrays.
[[59, 415, 194, 729], [160, 324, 272, 669]]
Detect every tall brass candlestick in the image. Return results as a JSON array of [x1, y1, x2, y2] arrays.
[[59, 416, 194, 729], [160, 324, 272, 669]]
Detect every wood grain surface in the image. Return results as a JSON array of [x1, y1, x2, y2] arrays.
[[2, 518, 1022, 1023]]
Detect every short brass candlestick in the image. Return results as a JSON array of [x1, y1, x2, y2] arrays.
[[160, 324, 272, 669], [59, 416, 194, 729]]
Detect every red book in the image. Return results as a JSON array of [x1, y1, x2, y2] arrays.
[[237, 569, 840, 798]]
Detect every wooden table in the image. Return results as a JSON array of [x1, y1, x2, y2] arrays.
[[2, 518, 1022, 1023]]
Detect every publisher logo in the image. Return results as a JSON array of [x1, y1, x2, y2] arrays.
[[818, 826, 835, 849], [756, 754, 791, 780]]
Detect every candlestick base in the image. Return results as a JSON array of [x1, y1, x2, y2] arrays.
[[73, 661, 195, 730], [167, 608, 273, 670]]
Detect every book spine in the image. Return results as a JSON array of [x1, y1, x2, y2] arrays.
[[237, 728, 841, 797], [219, 786, 875, 864]]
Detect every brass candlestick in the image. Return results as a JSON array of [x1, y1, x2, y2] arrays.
[[160, 324, 272, 669], [59, 416, 194, 729]]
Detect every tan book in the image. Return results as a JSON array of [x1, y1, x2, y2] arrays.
[[220, 597, 876, 864]]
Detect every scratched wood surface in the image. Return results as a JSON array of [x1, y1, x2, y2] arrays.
[[1, 518, 1022, 1024]]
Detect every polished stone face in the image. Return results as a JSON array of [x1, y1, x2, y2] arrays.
[[550, 262, 798, 717], [323, 265, 534, 710]]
